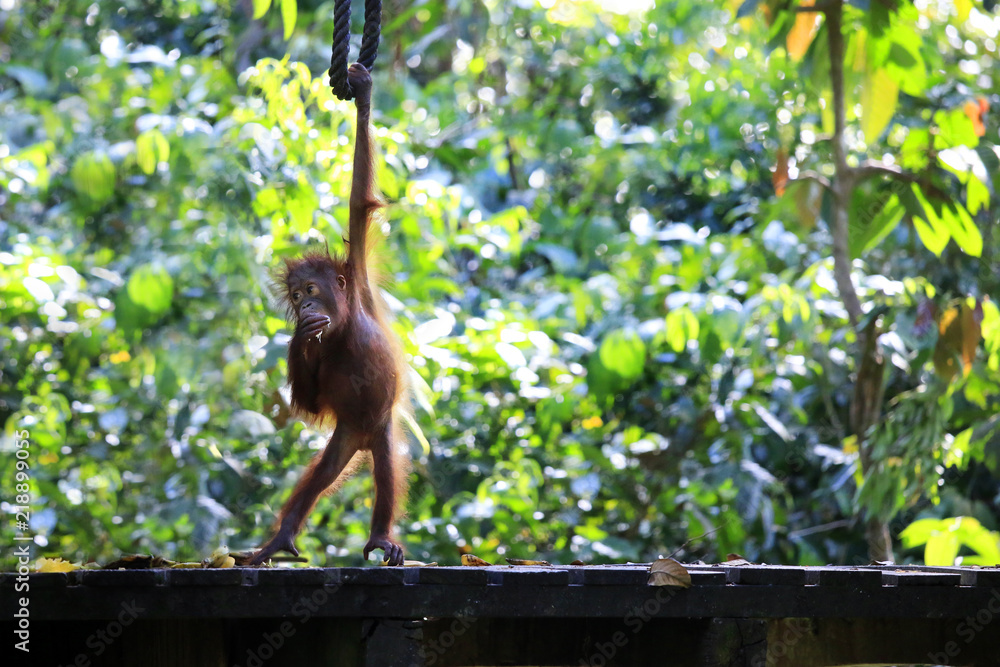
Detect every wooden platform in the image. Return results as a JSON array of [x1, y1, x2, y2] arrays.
[[4, 563, 1000, 666]]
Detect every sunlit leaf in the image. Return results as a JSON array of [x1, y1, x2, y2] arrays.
[[899, 128, 931, 171], [967, 177, 989, 216], [860, 68, 898, 142], [941, 202, 982, 257], [287, 178, 319, 234], [820, 88, 834, 135], [127, 264, 174, 316], [665, 307, 699, 353], [880, 25, 927, 95], [908, 185, 950, 256], [136, 129, 169, 175], [850, 193, 904, 258], [786, 2, 821, 61], [944, 427, 974, 468], [900, 518, 941, 548], [955, 0, 973, 22], [925, 531, 960, 566], [598, 329, 646, 381], [70, 151, 116, 205], [954, 518, 1000, 565], [983, 299, 1000, 354], [912, 215, 948, 256], [252, 0, 271, 20], [935, 107, 979, 150], [280, 0, 297, 41]]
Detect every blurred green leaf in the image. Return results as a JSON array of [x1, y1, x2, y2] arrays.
[[280, 0, 297, 40], [136, 129, 170, 175], [252, 0, 271, 20], [598, 329, 646, 382], [860, 68, 898, 142], [70, 152, 115, 206], [665, 307, 699, 354], [127, 264, 174, 316]]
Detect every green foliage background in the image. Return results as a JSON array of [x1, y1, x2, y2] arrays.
[[1, 0, 999, 568]]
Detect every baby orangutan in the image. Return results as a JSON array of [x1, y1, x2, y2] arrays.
[[250, 63, 408, 566]]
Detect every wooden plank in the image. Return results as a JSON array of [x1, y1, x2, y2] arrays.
[[500, 568, 571, 586], [690, 571, 727, 586], [970, 569, 1000, 587], [363, 619, 424, 667], [732, 566, 814, 586], [77, 569, 161, 587], [421, 617, 754, 667], [578, 566, 648, 586], [767, 617, 1000, 667], [816, 568, 882, 589], [339, 567, 406, 585], [417, 566, 489, 586], [255, 566, 332, 586], [167, 568, 244, 586], [11, 579, 1000, 622], [890, 570, 963, 586], [8, 566, 1000, 623]]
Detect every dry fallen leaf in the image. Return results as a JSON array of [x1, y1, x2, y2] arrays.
[[725, 553, 753, 566], [505, 558, 551, 566], [204, 546, 236, 568], [772, 148, 789, 196], [103, 554, 173, 569], [461, 554, 491, 567], [36, 557, 80, 573], [380, 559, 438, 567], [647, 558, 692, 588]]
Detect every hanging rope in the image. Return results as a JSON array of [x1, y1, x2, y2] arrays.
[[329, 0, 382, 101]]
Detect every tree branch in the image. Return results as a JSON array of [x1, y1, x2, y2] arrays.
[[852, 159, 949, 199], [853, 160, 919, 183], [828, 5, 849, 176], [825, 1, 863, 327], [797, 170, 833, 192], [822, 1, 894, 561]]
